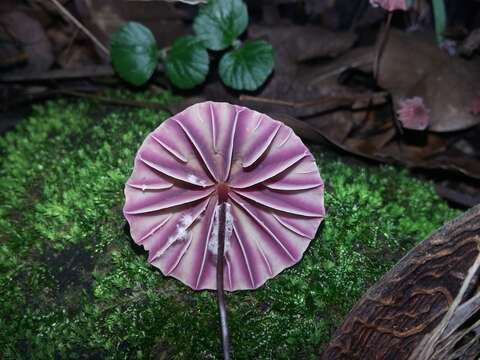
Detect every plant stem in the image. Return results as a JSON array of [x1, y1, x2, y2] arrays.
[[216, 202, 230, 360], [373, 11, 393, 80]]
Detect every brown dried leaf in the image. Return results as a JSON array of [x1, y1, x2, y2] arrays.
[[249, 24, 357, 71], [75, 0, 188, 58], [302, 105, 480, 180], [0, 11, 54, 73], [378, 30, 480, 132]]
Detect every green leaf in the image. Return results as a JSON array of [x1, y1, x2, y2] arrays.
[[165, 36, 209, 90], [432, 0, 447, 43], [110, 22, 158, 86], [193, 0, 248, 51], [218, 39, 274, 91]]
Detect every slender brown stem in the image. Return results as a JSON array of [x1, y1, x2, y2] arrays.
[[59, 90, 172, 114], [374, 11, 393, 80], [216, 203, 230, 360], [239, 92, 388, 109]]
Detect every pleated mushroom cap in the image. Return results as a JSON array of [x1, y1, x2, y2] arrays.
[[123, 102, 325, 291]]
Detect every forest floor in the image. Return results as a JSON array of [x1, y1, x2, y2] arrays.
[[0, 91, 460, 359]]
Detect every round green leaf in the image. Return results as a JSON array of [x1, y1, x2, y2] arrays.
[[219, 40, 274, 91], [110, 22, 158, 86], [193, 0, 248, 51], [165, 36, 209, 90]]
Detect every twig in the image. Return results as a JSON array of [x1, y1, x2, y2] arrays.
[[62, 27, 80, 67], [60, 90, 172, 114], [0, 66, 115, 82], [48, 0, 110, 56], [373, 11, 393, 79], [216, 203, 230, 360], [239, 92, 388, 109]]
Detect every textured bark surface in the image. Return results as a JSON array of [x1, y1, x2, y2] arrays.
[[322, 205, 480, 360]]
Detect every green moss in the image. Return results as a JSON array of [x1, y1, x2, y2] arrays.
[[0, 91, 459, 359]]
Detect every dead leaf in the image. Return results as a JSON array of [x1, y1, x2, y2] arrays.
[[75, 0, 189, 58], [378, 30, 480, 132], [404, 59, 480, 132], [377, 30, 448, 95], [435, 180, 480, 208], [0, 11, 54, 73], [249, 24, 357, 72]]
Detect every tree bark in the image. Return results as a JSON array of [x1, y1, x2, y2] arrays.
[[322, 204, 480, 360]]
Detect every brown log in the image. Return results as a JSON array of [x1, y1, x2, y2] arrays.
[[322, 205, 480, 360]]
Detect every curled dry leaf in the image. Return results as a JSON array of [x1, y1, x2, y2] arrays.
[[249, 25, 357, 70], [124, 102, 325, 291]]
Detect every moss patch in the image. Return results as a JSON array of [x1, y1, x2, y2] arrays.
[[0, 92, 459, 359]]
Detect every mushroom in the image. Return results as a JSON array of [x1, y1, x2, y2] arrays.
[[397, 96, 430, 130], [123, 101, 325, 358]]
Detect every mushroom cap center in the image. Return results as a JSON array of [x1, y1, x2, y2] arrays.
[[217, 182, 229, 203]]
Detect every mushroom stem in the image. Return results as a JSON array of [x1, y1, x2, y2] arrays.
[[216, 202, 231, 360], [374, 11, 393, 80]]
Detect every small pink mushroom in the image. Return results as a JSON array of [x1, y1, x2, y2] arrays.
[[397, 97, 430, 130], [370, 0, 407, 11]]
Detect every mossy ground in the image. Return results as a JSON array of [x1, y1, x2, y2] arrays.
[[0, 91, 460, 359]]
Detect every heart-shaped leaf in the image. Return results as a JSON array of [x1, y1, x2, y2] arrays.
[[165, 36, 210, 90], [219, 40, 274, 91], [110, 22, 158, 86], [193, 0, 248, 51]]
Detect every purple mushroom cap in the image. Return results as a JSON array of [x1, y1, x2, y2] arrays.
[[123, 102, 325, 291]]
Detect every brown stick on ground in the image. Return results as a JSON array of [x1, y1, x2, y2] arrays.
[[59, 90, 173, 114], [322, 204, 480, 360]]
